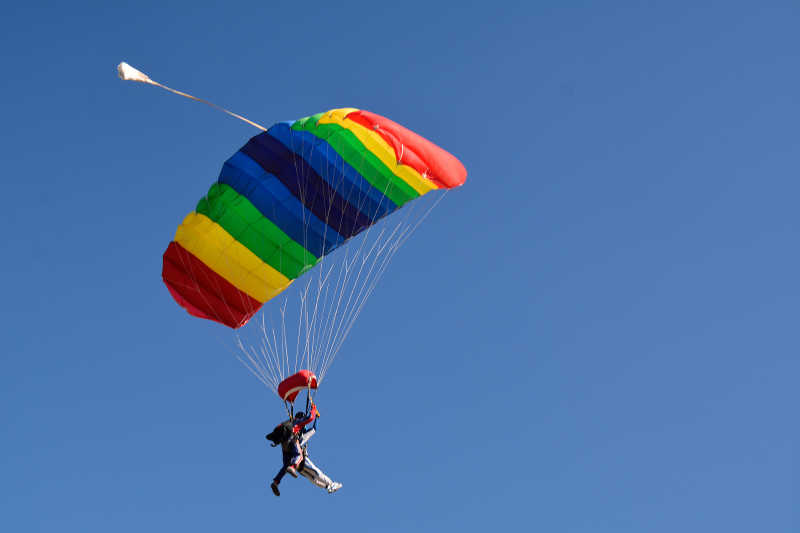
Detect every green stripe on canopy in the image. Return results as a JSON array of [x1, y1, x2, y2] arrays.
[[196, 183, 319, 279], [292, 115, 420, 207]]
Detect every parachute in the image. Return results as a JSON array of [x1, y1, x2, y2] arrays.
[[119, 62, 466, 401], [162, 108, 466, 329], [160, 108, 466, 397]]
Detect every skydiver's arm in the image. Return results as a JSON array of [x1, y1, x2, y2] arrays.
[[292, 407, 318, 432], [299, 428, 316, 447]]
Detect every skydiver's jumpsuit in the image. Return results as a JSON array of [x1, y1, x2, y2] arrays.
[[296, 430, 335, 490], [273, 408, 335, 490]]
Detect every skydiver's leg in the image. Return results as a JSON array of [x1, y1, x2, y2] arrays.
[[275, 451, 301, 483], [271, 466, 286, 496], [272, 450, 299, 494], [274, 451, 291, 483], [285, 453, 301, 478], [271, 463, 288, 495], [299, 457, 341, 493], [299, 457, 330, 488]]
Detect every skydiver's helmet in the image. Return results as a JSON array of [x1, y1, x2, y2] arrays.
[[294, 411, 306, 420]]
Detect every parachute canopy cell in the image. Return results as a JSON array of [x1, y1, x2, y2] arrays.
[[161, 108, 467, 328], [278, 370, 318, 402]]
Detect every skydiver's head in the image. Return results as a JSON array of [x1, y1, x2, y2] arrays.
[[294, 411, 305, 420]]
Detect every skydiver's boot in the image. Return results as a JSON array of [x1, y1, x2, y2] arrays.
[[327, 481, 342, 494], [270, 481, 280, 496], [286, 466, 299, 478]]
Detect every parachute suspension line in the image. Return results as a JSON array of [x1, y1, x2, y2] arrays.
[[328, 190, 447, 376], [269, 308, 286, 386], [296, 282, 312, 376], [175, 222, 274, 392], [279, 129, 452, 384], [117, 62, 268, 131], [303, 133, 355, 377], [234, 335, 274, 391], [304, 143, 403, 381], [313, 200, 431, 381], [315, 223, 396, 378], [318, 189, 448, 381], [288, 134, 328, 380], [280, 307, 292, 382], [302, 219, 370, 376], [319, 223, 402, 378], [292, 132, 324, 377], [233, 116, 451, 393], [263, 315, 281, 387], [234, 315, 281, 395], [313, 179, 394, 367], [233, 281, 322, 395]]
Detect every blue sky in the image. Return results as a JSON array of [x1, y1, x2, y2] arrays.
[[1, 1, 797, 531]]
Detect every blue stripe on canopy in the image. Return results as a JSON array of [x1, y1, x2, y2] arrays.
[[268, 123, 398, 221], [240, 129, 373, 239], [218, 151, 344, 257]]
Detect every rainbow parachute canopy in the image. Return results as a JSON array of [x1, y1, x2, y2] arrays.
[[162, 108, 466, 328]]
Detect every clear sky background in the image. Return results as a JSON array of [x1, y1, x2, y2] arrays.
[[1, 2, 797, 532]]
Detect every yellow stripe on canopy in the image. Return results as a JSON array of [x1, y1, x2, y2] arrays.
[[318, 109, 437, 196], [174, 212, 292, 303]]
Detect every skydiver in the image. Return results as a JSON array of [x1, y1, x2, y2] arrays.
[[266, 402, 342, 496]]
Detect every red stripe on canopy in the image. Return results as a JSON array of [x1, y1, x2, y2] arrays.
[[162, 241, 262, 328], [345, 110, 467, 189]]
